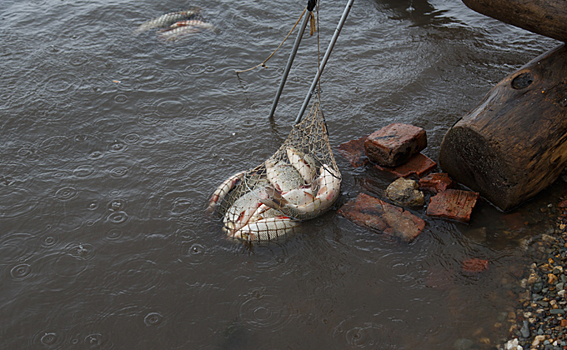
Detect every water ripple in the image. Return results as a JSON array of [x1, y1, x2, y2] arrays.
[[107, 257, 164, 294], [93, 117, 123, 133], [158, 190, 194, 216], [144, 312, 165, 327], [107, 211, 129, 225], [55, 186, 78, 201], [69, 54, 89, 66], [123, 133, 140, 144], [113, 94, 128, 104], [181, 242, 207, 264], [237, 287, 294, 331], [0, 187, 38, 218], [10, 263, 32, 279], [42, 72, 79, 93], [155, 98, 185, 117], [73, 165, 96, 177], [0, 233, 35, 263], [39, 136, 71, 154], [32, 330, 65, 349]]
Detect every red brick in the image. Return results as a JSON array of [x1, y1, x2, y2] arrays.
[[374, 153, 437, 178], [364, 123, 427, 167], [337, 135, 369, 168], [418, 173, 455, 193], [426, 189, 480, 223], [338, 193, 426, 243], [462, 258, 489, 273]]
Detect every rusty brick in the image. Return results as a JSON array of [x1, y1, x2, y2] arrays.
[[426, 189, 480, 223], [418, 172, 455, 193], [337, 135, 369, 168], [462, 258, 489, 273], [374, 153, 437, 178], [338, 193, 426, 243], [364, 123, 427, 167]]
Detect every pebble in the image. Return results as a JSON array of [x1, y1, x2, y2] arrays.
[[498, 200, 567, 350]]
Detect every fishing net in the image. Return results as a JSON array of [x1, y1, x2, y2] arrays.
[[208, 98, 341, 242]]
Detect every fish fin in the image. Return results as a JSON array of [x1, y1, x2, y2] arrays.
[[260, 198, 284, 211]]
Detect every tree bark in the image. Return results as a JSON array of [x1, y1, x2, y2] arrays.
[[462, 0, 567, 42], [439, 44, 567, 211]]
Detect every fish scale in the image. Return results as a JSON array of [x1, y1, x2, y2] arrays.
[[135, 9, 201, 33]]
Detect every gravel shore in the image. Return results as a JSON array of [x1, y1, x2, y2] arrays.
[[500, 201, 567, 350]]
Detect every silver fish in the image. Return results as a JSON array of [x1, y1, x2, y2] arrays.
[[265, 160, 305, 193], [158, 20, 215, 41], [135, 8, 201, 34]]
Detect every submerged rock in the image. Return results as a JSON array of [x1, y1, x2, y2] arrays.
[[384, 177, 425, 207]]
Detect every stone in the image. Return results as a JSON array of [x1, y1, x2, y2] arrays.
[[384, 177, 425, 207], [337, 135, 370, 168], [337, 193, 426, 243], [462, 258, 489, 273], [418, 172, 455, 193], [550, 274, 559, 284], [364, 123, 427, 167], [453, 338, 474, 350], [374, 153, 437, 177], [533, 335, 546, 347], [561, 319, 567, 327], [520, 320, 530, 338], [426, 189, 480, 223]]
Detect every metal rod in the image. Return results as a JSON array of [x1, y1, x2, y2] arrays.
[[268, 9, 311, 120], [295, 0, 354, 124]]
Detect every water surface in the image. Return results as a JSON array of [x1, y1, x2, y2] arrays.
[[0, 0, 562, 349]]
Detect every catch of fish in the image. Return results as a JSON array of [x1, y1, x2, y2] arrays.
[[135, 8, 215, 41], [208, 148, 341, 243]]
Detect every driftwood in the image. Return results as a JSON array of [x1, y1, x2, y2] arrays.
[[439, 44, 567, 211], [462, 0, 567, 42]]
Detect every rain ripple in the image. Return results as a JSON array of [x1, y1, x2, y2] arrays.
[[0, 232, 35, 263], [55, 186, 78, 201], [144, 312, 165, 327], [181, 242, 207, 264], [106, 257, 164, 294], [0, 187, 38, 218], [42, 72, 79, 93], [237, 288, 294, 331], [32, 330, 65, 349], [93, 117, 123, 133], [39, 136, 71, 154], [158, 190, 194, 216], [10, 263, 32, 279], [73, 165, 96, 177]]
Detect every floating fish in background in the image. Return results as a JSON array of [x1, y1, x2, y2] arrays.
[[135, 8, 202, 34], [158, 20, 216, 41]]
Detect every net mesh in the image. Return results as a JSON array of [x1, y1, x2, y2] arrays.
[[208, 99, 341, 242]]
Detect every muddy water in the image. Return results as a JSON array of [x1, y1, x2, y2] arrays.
[[0, 0, 562, 349]]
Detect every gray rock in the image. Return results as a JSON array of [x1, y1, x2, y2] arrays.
[[453, 338, 474, 350], [520, 320, 530, 338], [384, 177, 425, 207]]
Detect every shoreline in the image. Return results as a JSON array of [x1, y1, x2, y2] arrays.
[[500, 200, 567, 350]]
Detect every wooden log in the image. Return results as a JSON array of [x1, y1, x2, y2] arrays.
[[462, 0, 567, 42], [438, 44, 567, 211]]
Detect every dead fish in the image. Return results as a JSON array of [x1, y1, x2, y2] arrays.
[[158, 20, 215, 41], [265, 160, 305, 193], [135, 8, 201, 34]]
